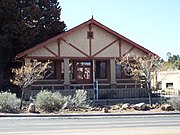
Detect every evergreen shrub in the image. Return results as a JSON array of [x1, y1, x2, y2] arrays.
[[0, 92, 20, 113], [33, 89, 90, 112], [72, 89, 89, 108], [33, 90, 71, 112]]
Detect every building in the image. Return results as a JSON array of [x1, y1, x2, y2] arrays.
[[152, 70, 180, 95], [16, 17, 157, 99]]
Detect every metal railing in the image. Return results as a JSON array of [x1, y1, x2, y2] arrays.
[[24, 87, 150, 100]]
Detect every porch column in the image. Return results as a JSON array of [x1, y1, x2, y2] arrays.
[[64, 58, 70, 89], [110, 58, 116, 88]]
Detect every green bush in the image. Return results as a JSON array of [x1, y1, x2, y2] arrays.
[[72, 89, 89, 108], [0, 92, 20, 113], [168, 97, 180, 111], [33, 90, 71, 112], [33, 90, 90, 112]]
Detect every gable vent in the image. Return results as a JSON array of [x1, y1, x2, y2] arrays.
[[87, 31, 93, 39]]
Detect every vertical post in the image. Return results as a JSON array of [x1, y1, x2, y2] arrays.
[[110, 58, 116, 88], [94, 80, 98, 100], [92, 59, 96, 83], [93, 59, 98, 100], [64, 58, 70, 89]]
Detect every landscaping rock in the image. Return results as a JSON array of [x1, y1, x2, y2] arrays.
[[28, 103, 36, 113], [121, 103, 130, 110], [133, 103, 147, 111], [150, 103, 160, 109], [102, 107, 108, 113], [111, 105, 120, 110], [161, 104, 174, 111], [62, 102, 74, 110], [90, 107, 102, 111]]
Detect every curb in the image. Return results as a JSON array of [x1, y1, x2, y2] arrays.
[[1, 112, 180, 118]]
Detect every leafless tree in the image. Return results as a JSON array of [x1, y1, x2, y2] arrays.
[[116, 54, 160, 106], [11, 60, 52, 109]]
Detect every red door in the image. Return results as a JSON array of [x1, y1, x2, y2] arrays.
[[75, 61, 92, 84]]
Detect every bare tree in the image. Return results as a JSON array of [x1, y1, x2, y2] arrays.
[[116, 54, 160, 106], [10, 60, 52, 109]]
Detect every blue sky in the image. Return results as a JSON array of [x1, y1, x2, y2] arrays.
[[59, 0, 180, 60]]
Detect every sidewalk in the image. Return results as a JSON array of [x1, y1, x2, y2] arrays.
[[1, 111, 180, 118]]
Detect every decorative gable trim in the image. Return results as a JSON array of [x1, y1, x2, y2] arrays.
[[92, 38, 119, 57], [16, 17, 158, 59]]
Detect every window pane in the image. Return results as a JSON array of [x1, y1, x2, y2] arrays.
[[45, 61, 56, 79], [116, 64, 131, 79], [77, 67, 83, 79], [76, 62, 91, 66], [69, 61, 74, 79], [61, 62, 64, 79], [95, 61, 107, 79], [84, 67, 91, 79], [116, 63, 122, 79], [166, 83, 173, 88], [100, 62, 106, 78]]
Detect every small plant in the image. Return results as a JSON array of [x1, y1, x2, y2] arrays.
[[72, 89, 89, 108], [0, 91, 20, 113], [167, 97, 180, 111], [33, 90, 70, 112]]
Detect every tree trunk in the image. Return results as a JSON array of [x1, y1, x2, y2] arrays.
[[146, 80, 152, 106], [148, 89, 152, 106], [0, 47, 4, 90], [20, 88, 25, 110]]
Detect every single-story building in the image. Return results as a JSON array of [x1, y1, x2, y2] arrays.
[[152, 70, 180, 95], [16, 17, 157, 99]]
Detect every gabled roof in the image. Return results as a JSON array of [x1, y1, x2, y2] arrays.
[[16, 17, 158, 59]]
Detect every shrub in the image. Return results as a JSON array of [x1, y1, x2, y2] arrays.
[[33, 90, 70, 112], [0, 92, 20, 113], [72, 89, 89, 108], [33, 90, 90, 112], [167, 97, 180, 111]]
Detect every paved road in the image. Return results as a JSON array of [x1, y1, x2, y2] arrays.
[[0, 115, 180, 135]]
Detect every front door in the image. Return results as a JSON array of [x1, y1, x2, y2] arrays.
[[75, 61, 92, 84]]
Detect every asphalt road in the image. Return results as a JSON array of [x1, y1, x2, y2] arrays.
[[0, 115, 180, 135]]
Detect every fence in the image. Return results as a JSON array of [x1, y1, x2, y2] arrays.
[[24, 88, 151, 100]]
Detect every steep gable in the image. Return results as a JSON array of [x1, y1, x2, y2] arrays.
[[16, 17, 158, 59]]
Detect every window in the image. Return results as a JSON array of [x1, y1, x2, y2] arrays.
[[166, 83, 173, 89], [116, 63, 122, 79], [87, 31, 93, 39], [95, 61, 107, 79], [61, 62, 64, 79], [115, 63, 131, 79], [76, 61, 91, 66], [69, 61, 74, 79], [44, 61, 56, 79]]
